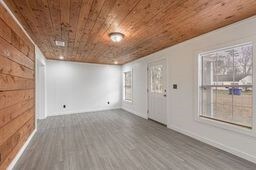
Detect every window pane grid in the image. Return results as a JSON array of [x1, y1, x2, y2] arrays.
[[124, 71, 132, 101], [200, 43, 253, 128]]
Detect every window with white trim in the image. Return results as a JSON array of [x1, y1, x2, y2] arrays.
[[123, 71, 132, 102], [199, 43, 253, 128]]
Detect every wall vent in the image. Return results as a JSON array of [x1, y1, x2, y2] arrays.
[[55, 40, 65, 47]]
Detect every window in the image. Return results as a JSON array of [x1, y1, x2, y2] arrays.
[[123, 71, 132, 102], [199, 43, 253, 128], [150, 65, 164, 93]]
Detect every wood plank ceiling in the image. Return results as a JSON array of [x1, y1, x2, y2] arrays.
[[4, 0, 256, 65]]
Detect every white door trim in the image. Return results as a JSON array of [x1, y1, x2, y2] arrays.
[[147, 59, 167, 124], [36, 59, 46, 120]]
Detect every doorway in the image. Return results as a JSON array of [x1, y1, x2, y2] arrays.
[[147, 59, 167, 125], [36, 59, 46, 120]]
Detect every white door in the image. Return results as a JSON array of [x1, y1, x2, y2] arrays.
[[148, 59, 167, 124]]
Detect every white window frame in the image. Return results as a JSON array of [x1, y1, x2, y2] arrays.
[[194, 40, 256, 137], [123, 70, 133, 102]]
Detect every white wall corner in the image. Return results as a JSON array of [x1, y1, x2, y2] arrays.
[[35, 46, 47, 66], [121, 107, 148, 120]]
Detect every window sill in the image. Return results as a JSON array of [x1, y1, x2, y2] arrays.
[[200, 115, 252, 129], [196, 115, 256, 138]]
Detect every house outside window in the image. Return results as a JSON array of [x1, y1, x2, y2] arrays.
[[199, 43, 253, 128]]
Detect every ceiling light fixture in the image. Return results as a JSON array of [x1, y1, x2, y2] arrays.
[[59, 56, 64, 60], [109, 32, 124, 42], [114, 61, 118, 64]]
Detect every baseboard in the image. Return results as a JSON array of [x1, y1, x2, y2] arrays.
[[47, 107, 121, 117], [37, 115, 47, 120], [7, 129, 37, 170], [168, 125, 256, 164], [121, 107, 148, 119]]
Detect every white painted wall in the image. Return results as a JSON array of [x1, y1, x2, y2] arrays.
[[46, 60, 122, 116], [36, 46, 46, 65], [35, 47, 47, 119], [122, 16, 256, 163]]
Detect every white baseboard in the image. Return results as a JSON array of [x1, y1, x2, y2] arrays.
[[7, 129, 37, 170], [121, 107, 148, 119], [37, 114, 47, 120], [47, 107, 121, 117], [168, 125, 256, 164]]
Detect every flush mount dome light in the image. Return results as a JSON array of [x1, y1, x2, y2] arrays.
[[59, 55, 64, 60], [109, 32, 124, 42]]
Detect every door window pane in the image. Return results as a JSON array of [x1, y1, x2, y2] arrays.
[[151, 65, 164, 93]]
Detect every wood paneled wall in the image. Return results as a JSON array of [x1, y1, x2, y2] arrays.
[[0, 3, 35, 169]]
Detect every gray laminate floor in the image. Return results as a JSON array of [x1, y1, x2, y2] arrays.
[[14, 109, 256, 170]]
